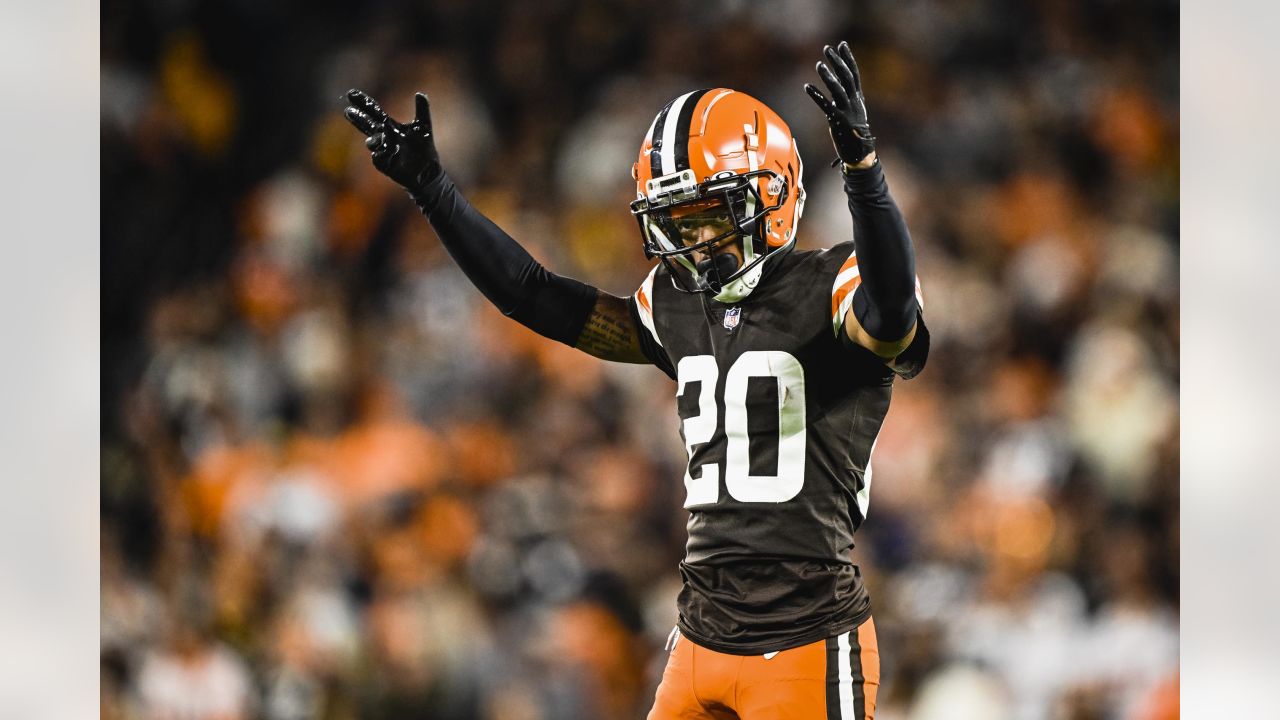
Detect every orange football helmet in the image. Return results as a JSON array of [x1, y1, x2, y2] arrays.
[[631, 88, 806, 303]]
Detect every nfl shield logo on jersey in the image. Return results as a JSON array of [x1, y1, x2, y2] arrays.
[[723, 306, 742, 332]]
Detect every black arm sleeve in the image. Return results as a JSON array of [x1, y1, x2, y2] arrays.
[[411, 173, 598, 346], [843, 161, 918, 342]]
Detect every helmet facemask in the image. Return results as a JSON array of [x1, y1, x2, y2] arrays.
[[631, 168, 787, 300], [632, 89, 806, 302]]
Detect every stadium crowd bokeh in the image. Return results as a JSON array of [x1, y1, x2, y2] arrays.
[[101, 1, 1179, 718]]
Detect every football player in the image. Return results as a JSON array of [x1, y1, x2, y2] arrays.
[[345, 41, 926, 720]]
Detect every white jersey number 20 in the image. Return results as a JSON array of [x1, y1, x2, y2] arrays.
[[676, 351, 807, 507]]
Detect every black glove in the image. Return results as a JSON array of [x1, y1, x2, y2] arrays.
[[804, 41, 876, 167], [343, 89, 442, 194]]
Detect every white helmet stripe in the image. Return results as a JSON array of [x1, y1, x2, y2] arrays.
[[659, 91, 698, 175]]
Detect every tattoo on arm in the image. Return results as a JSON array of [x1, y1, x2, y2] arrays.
[[575, 293, 649, 363]]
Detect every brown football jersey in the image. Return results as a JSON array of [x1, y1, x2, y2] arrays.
[[628, 241, 928, 654]]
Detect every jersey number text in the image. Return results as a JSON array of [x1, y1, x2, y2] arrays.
[[676, 351, 806, 507]]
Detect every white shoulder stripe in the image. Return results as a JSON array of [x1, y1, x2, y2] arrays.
[[831, 248, 861, 336], [634, 265, 663, 347], [833, 288, 860, 336], [834, 265, 861, 293]]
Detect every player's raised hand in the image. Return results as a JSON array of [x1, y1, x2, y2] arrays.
[[343, 89, 442, 192], [804, 41, 876, 168]]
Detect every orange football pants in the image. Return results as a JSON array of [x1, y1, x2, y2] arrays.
[[647, 617, 880, 720]]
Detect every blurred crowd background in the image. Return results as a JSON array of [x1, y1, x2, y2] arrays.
[[101, 0, 1179, 718]]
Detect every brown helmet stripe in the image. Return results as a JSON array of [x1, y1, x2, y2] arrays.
[[672, 88, 713, 172], [648, 99, 676, 180], [651, 89, 710, 178]]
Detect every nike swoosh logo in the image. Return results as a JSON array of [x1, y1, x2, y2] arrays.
[[763, 651, 779, 660]]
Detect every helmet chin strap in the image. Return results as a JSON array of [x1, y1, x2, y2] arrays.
[[710, 234, 798, 304], [697, 253, 740, 293], [711, 261, 763, 303]]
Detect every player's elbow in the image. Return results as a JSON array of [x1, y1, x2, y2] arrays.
[[847, 317, 917, 359]]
